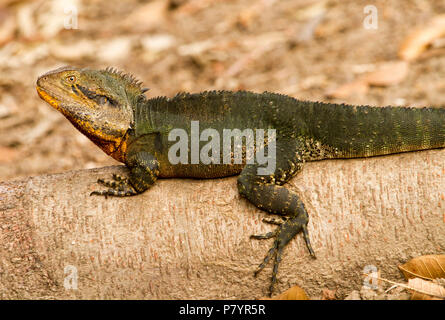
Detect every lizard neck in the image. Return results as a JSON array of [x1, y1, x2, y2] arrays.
[[66, 114, 130, 163]]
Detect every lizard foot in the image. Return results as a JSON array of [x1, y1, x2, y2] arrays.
[[97, 174, 128, 188], [251, 215, 316, 296], [90, 174, 138, 197]]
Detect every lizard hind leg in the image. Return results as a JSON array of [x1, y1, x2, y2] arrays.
[[237, 138, 316, 295]]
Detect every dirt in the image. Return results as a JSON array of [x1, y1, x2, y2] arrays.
[[0, 0, 444, 299]]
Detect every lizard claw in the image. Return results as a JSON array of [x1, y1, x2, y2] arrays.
[[91, 174, 138, 197], [251, 215, 316, 295]]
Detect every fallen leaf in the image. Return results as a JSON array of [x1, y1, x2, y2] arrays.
[[0, 146, 18, 163], [408, 278, 445, 300], [321, 288, 336, 300], [325, 79, 369, 99], [326, 60, 409, 99], [366, 274, 444, 300], [363, 60, 408, 87], [0, 94, 18, 118], [97, 37, 134, 62], [261, 285, 309, 300], [431, 37, 445, 49], [173, 0, 219, 15], [16, 1, 38, 39], [177, 40, 215, 57], [140, 34, 176, 53], [120, 0, 167, 32], [398, 14, 445, 61], [235, 0, 277, 29], [399, 255, 445, 280], [294, 0, 327, 21], [50, 40, 96, 61], [0, 9, 16, 46]]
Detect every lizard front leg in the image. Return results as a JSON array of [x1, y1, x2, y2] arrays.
[[91, 151, 159, 197], [237, 138, 315, 295]]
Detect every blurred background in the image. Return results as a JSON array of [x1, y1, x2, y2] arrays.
[[0, 0, 444, 181]]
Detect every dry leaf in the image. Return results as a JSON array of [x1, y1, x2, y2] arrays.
[[398, 14, 445, 61], [140, 34, 176, 53], [408, 278, 445, 300], [326, 60, 409, 99], [120, 0, 167, 32], [261, 285, 309, 300], [322, 288, 336, 300], [0, 9, 16, 46], [0, 93, 18, 118], [16, 1, 38, 39], [173, 0, 219, 15], [325, 79, 369, 99], [235, 0, 277, 29], [49, 39, 96, 61], [294, 0, 327, 21], [368, 274, 444, 300], [363, 61, 408, 87], [399, 255, 445, 280], [97, 37, 134, 62], [0, 146, 18, 163]]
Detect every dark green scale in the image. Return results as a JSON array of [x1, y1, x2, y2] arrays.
[[97, 90, 445, 296]]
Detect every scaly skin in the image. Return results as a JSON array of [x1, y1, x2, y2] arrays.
[[36, 66, 445, 295]]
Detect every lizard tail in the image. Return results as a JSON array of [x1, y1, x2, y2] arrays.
[[308, 103, 445, 158]]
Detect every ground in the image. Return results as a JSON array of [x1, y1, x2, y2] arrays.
[[0, 0, 444, 299]]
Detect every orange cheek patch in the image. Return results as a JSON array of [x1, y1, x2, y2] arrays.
[[36, 87, 62, 111], [73, 117, 127, 162], [111, 137, 128, 163]]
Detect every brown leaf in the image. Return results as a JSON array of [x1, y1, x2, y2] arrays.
[[363, 61, 408, 87], [325, 79, 369, 99], [49, 39, 96, 61], [398, 14, 445, 61], [261, 285, 309, 300], [0, 146, 18, 163], [326, 60, 409, 99], [366, 274, 444, 300], [399, 255, 445, 280], [120, 0, 168, 32], [321, 288, 336, 300], [173, 0, 219, 15], [235, 0, 277, 29], [408, 278, 445, 300], [294, 0, 327, 21], [0, 8, 16, 46]]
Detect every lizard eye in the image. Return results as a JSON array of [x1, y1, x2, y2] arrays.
[[66, 75, 76, 83]]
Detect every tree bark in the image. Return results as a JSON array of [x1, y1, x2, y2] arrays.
[[0, 149, 444, 299]]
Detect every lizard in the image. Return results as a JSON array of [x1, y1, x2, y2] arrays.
[[36, 66, 445, 295]]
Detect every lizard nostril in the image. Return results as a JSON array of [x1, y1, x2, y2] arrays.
[[37, 76, 48, 86]]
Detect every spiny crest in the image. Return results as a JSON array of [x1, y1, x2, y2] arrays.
[[102, 67, 149, 94], [169, 90, 262, 101]]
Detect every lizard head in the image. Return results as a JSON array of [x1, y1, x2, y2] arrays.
[[36, 66, 147, 162]]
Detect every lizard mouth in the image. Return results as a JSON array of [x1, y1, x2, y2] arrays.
[[36, 86, 62, 112]]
